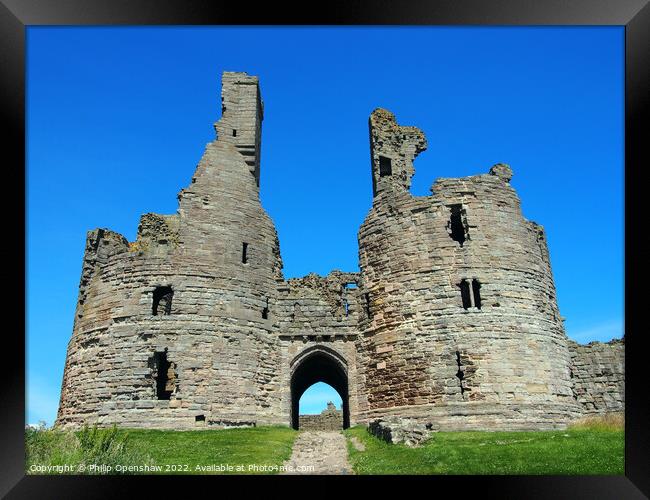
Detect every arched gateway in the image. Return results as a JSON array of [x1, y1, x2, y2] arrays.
[[290, 346, 349, 430]]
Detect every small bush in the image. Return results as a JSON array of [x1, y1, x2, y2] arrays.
[[568, 412, 624, 431]]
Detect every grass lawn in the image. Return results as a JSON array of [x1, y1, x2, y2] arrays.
[[27, 415, 624, 475], [344, 426, 624, 475], [27, 425, 298, 475], [124, 427, 297, 474]]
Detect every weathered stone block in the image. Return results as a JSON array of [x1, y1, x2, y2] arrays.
[[368, 417, 432, 447]]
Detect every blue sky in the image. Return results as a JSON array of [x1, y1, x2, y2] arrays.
[[26, 26, 623, 425]]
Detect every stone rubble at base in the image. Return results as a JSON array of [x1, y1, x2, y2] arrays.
[[368, 417, 433, 447]]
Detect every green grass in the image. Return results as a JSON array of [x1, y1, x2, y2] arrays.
[[26, 425, 156, 475], [27, 419, 624, 475], [27, 425, 298, 475], [344, 426, 624, 475], [123, 426, 297, 474]]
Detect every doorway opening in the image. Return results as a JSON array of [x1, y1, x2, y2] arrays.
[[298, 383, 343, 430], [290, 346, 349, 430]]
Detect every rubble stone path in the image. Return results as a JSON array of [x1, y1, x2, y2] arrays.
[[281, 431, 354, 475]]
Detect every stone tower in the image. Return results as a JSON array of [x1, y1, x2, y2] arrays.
[[56, 72, 623, 431], [355, 108, 585, 429], [56, 72, 285, 428]]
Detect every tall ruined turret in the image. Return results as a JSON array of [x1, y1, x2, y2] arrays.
[[56, 72, 285, 428], [369, 108, 427, 197], [356, 108, 584, 429]]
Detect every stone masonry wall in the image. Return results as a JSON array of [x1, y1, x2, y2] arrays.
[[568, 338, 624, 413], [56, 72, 622, 432], [275, 271, 360, 427], [299, 402, 343, 430]]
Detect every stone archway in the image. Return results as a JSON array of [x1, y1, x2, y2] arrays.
[[290, 346, 350, 430]]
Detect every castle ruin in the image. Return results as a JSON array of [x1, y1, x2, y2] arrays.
[[56, 71, 624, 431], [299, 402, 343, 431]]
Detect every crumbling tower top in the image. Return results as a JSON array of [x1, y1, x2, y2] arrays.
[[214, 71, 264, 187], [369, 108, 427, 197]]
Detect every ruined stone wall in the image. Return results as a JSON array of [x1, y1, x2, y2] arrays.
[[276, 271, 360, 337], [355, 109, 582, 430], [299, 403, 343, 430], [568, 338, 624, 414]]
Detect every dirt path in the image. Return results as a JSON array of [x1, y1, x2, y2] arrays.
[[281, 431, 354, 475]]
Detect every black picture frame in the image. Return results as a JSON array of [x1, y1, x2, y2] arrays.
[[4, 0, 647, 497]]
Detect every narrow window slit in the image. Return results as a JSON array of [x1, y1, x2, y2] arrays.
[[341, 284, 354, 317], [242, 242, 248, 264], [232, 129, 237, 137], [151, 350, 175, 400], [472, 279, 482, 309], [459, 280, 471, 310], [364, 293, 372, 319], [455, 350, 466, 399], [262, 298, 269, 319]]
